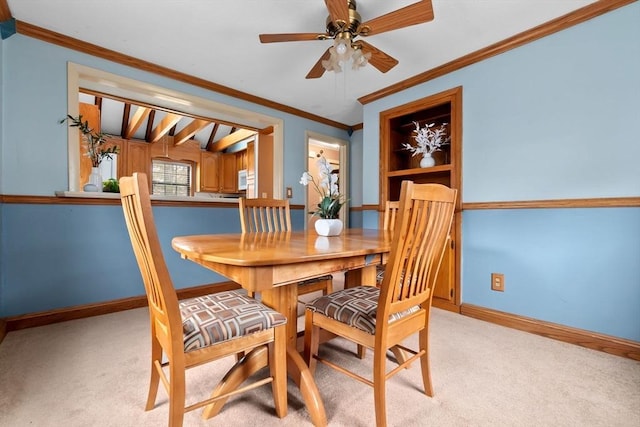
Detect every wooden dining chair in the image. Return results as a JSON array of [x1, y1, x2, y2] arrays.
[[303, 181, 457, 427], [238, 197, 333, 299], [376, 200, 400, 285], [120, 173, 288, 427], [356, 200, 400, 360]]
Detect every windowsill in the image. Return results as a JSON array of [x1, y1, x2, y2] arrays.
[[55, 191, 241, 204]]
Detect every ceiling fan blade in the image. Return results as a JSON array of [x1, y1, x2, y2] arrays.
[[306, 48, 332, 79], [357, 40, 398, 73], [360, 0, 434, 37], [259, 33, 325, 43], [324, 0, 349, 25]]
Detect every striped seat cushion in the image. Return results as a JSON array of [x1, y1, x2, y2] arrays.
[[375, 265, 385, 285], [306, 286, 419, 335], [181, 290, 287, 352]]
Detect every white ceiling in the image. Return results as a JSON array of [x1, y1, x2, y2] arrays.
[[8, 0, 598, 127]]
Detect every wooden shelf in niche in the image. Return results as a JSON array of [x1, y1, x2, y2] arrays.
[[387, 169, 452, 201], [386, 164, 451, 178]]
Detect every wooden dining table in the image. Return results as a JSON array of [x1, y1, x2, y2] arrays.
[[171, 228, 391, 427]]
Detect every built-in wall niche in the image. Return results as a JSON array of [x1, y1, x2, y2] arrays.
[[380, 86, 462, 312]]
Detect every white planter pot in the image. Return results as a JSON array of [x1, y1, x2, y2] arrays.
[[314, 219, 343, 237], [84, 167, 103, 192], [420, 154, 435, 168]]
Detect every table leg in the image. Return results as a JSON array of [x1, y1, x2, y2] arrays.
[[261, 285, 328, 427], [202, 345, 270, 419], [344, 264, 377, 288]]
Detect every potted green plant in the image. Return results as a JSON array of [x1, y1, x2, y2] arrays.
[[59, 114, 119, 192], [102, 178, 120, 193]]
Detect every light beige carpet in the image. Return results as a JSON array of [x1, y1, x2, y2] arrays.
[[1, 305, 638, 427]]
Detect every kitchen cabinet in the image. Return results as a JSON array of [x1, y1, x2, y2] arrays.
[[246, 141, 256, 198], [200, 151, 238, 193], [200, 151, 220, 192], [379, 86, 462, 312], [220, 152, 237, 193], [126, 140, 150, 179], [236, 149, 248, 172]]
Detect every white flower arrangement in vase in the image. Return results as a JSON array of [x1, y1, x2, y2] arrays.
[[299, 152, 346, 219], [402, 121, 450, 168], [299, 151, 347, 236]]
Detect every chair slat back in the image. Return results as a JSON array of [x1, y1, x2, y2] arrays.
[[239, 198, 292, 233], [379, 182, 457, 317], [382, 200, 400, 232], [120, 173, 181, 348]]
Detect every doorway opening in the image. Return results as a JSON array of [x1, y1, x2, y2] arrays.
[[305, 131, 349, 229]]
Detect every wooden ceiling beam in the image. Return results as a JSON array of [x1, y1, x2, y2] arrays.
[[205, 123, 219, 151], [120, 103, 131, 137], [125, 105, 151, 139], [144, 110, 156, 141], [150, 113, 181, 143], [173, 118, 210, 146], [209, 128, 257, 152], [260, 126, 274, 135]]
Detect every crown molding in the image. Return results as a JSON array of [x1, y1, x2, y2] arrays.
[[0, 0, 10, 22]]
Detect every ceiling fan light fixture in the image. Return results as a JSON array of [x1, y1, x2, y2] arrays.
[[333, 38, 353, 61], [322, 36, 366, 74], [322, 47, 342, 73], [351, 48, 371, 70], [260, 0, 435, 79]]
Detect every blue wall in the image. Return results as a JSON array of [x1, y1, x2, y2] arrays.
[[463, 207, 640, 340], [0, 203, 307, 317], [348, 128, 363, 228], [361, 3, 640, 341]]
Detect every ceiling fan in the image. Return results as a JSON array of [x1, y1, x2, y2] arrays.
[[259, 0, 434, 79]]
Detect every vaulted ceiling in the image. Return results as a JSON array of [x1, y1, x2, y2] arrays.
[[79, 91, 257, 152]]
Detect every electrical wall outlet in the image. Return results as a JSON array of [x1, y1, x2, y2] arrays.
[[491, 273, 505, 292]]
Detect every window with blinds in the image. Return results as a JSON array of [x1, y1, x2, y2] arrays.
[[152, 160, 192, 196]]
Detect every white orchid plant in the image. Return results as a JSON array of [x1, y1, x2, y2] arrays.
[[402, 121, 450, 157], [299, 152, 346, 219]]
